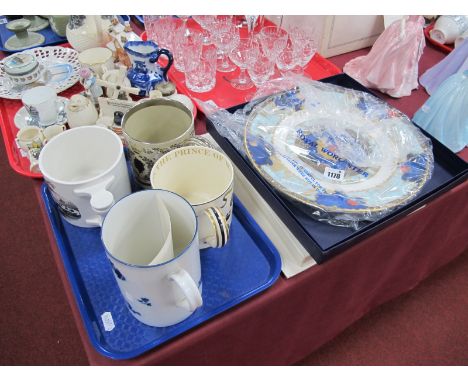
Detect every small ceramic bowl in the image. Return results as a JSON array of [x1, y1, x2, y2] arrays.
[[3, 52, 43, 85]]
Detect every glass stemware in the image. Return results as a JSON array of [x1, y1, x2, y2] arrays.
[[192, 15, 216, 45], [183, 44, 218, 93], [149, 16, 183, 51], [288, 26, 317, 73], [276, 46, 301, 75], [247, 53, 275, 88], [172, 27, 204, 73], [177, 15, 191, 36], [228, 38, 259, 90], [143, 16, 164, 43], [212, 24, 240, 73], [259, 26, 288, 65], [269, 15, 284, 28]]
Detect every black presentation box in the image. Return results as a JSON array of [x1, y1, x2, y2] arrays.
[[206, 74, 468, 264]]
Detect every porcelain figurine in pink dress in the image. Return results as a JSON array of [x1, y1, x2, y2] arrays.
[[344, 16, 426, 98]]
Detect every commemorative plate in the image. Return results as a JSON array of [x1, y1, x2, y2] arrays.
[[244, 83, 433, 219]]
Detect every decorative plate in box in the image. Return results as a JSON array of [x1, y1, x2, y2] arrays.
[[244, 82, 434, 224]]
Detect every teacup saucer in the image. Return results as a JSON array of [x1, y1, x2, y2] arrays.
[[14, 97, 68, 130]]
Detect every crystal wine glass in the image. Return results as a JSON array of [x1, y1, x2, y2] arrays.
[[259, 25, 288, 65], [192, 15, 216, 44], [288, 26, 317, 73], [247, 53, 275, 88], [228, 37, 259, 90], [276, 46, 301, 75], [212, 23, 240, 73]]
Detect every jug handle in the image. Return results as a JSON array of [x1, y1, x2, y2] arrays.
[[149, 48, 174, 81]]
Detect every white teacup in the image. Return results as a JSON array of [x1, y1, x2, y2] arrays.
[[39, 126, 131, 227], [78, 47, 114, 78], [102, 189, 203, 327], [21, 86, 65, 127], [431, 15, 468, 44], [42, 124, 66, 142], [151, 146, 234, 249]]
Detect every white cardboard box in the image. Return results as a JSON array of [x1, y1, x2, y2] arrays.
[[268, 15, 385, 58]]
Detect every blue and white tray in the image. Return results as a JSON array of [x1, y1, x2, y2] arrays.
[[41, 183, 282, 360]]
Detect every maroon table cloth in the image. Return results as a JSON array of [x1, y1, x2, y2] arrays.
[[19, 29, 467, 365]]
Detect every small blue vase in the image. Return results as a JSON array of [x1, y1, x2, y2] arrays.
[[124, 40, 173, 96]]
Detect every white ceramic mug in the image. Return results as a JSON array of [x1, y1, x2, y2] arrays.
[[39, 126, 131, 227], [123, 98, 207, 188], [151, 146, 234, 249], [101, 189, 203, 327], [21, 86, 64, 127], [431, 15, 468, 44], [78, 47, 114, 78]]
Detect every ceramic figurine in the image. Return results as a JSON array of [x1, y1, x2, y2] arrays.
[[419, 39, 468, 95], [79, 67, 103, 105], [413, 70, 468, 153], [106, 17, 137, 68], [114, 36, 132, 68], [96, 68, 140, 100], [344, 16, 426, 98], [124, 40, 174, 96], [66, 94, 99, 128]]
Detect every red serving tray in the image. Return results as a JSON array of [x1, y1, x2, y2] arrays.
[[141, 18, 342, 110], [424, 22, 454, 54], [0, 83, 83, 178]]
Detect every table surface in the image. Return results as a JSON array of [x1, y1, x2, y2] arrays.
[[2, 18, 467, 365]]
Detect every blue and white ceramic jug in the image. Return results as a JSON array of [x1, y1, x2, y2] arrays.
[[124, 41, 173, 96]]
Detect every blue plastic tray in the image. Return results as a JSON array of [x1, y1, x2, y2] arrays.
[[41, 183, 282, 360], [0, 16, 131, 53], [0, 16, 67, 53]]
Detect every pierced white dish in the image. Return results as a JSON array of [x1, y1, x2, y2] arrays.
[[0, 47, 81, 100]]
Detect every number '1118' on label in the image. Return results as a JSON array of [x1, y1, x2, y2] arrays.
[[324, 167, 346, 181]]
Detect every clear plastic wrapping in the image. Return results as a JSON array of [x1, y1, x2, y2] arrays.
[[198, 75, 434, 229]]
